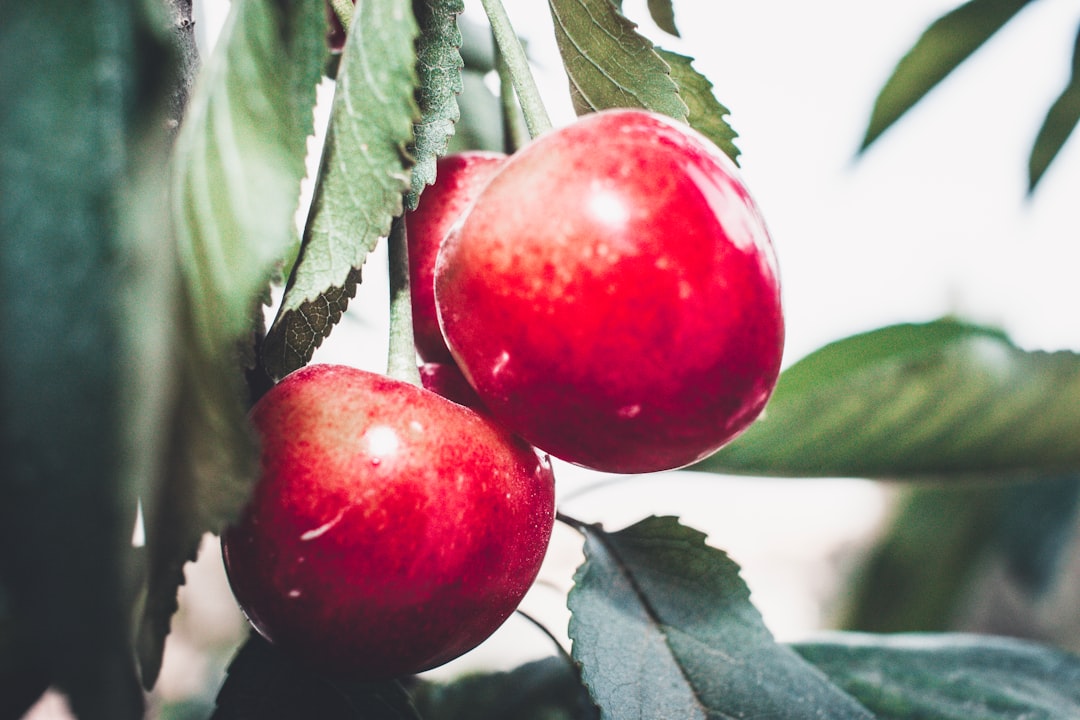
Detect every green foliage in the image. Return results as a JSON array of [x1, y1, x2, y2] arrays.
[[547, 0, 688, 120], [1030, 23, 1080, 190], [6, 0, 1080, 717], [860, 0, 1034, 151], [841, 484, 1007, 634], [0, 0, 174, 716], [212, 633, 421, 720], [860, 0, 1080, 191], [408, 0, 466, 210], [567, 516, 874, 719], [844, 474, 1080, 634], [656, 48, 740, 164], [409, 656, 598, 720], [646, 0, 680, 37], [795, 633, 1080, 719], [693, 319, 1080, 479], [139, 0, 328, 688], [262, 0, 419, 380]]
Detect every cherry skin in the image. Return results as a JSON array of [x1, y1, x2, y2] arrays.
[[419, 361, 486, 412], [435, 109, 784, 474], [407, 151, 507, 363], [221, 364, 555, 679]]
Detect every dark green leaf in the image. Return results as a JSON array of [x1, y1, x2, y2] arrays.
[[840, 484, 1006, 633], [408, 656, 598, 720], [861, 0, 1034, 150], [140, 0, 327, 687], [693, 318, 1080, 479], [655, 48, 739, 164], [408, 0, 465, 210], [996, 473, 1080, 593], [795, 633, 1080, 719], [0, 0, 174, 716], [1029, 22, 1080, 191], [548, 0, 687, 120], [568, 516, 872, 719], [212, 633, 421, 720], [262, 0, 418, 380]]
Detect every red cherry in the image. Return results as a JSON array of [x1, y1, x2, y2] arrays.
[[435, 109, 784, 474], [419, 361, 486, 412], [326, 0, 354, 54], [221, 364, 555, 678], [407, 151, 507, 363]]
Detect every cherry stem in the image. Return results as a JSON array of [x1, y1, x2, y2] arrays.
[[515, 609, 575, 667], [555, 511, 594, 534], [480, 0, 553, 138], [493, 29, 527, 153], [386, 215, 421, 386]]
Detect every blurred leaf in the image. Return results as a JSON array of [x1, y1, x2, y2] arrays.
[[655, 48, 740, 164], [693, 318, 1080, 479], [262, 0, 418, 380], [459, 15, 496, 72], [843, 474, 1080, 635], [408, 656, 598, 720], [861, 0, 1034, 150], [1029, 22, 1080, 191], [0, 0, 176, 715], [795, 632, 1080, 719], [548, 0, 687, 120], [995, 473, 1080, 593], [140, 0, 327, 688], [212, 633, 420, 720], [647, 0, 679, 37], [612, 0, 679, 37], [407, 0, 464, 210], [841, 484, 1006, 633], [568, 516, 873, 719], [447, 69, 504, 153]]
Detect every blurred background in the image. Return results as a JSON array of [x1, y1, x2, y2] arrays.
[[24, 0, 1080, 716]]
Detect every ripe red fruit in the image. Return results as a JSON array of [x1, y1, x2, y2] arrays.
[[435, 109, 784, 474], [221, 364, 555, 678], [419, 361, 485, 412], [407, 151, 507, 363]]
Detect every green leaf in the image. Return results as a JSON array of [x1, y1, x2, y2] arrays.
[[845, 474, 1080, 635], [408, 656, 598, 720], [0, 0, 175, 716], [655, 48, 740, 164], [861, 0, 1034, 150], [212, 633, 421, 720], [262, 0, 418, 380], [140, 0, 327, 688], [568, 516, 873, 719], [447, 69, 504, 153], [692, 318, 1080, 479], [1029, 23, 1080, 191], [795, 633, 1080, 719], [840, 484, 1006, 633], [647, 0, 679, 37], [408, 0, 465, 210], [548, 0, 687, 120]]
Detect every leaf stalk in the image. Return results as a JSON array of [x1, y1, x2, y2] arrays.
[[480, 0, 553, 138], [387, 215, 421, 386]]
